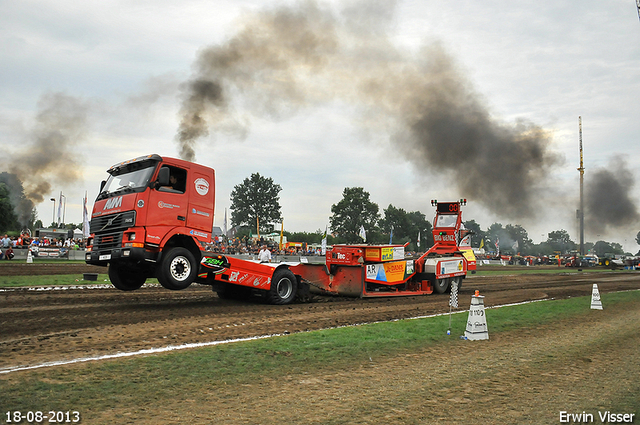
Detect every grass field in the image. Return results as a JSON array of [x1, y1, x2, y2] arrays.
[[473, 266, 636, 276], [0, 275, 164, 287], [1, 290, 638, 424], [0, 274, 111, 287]]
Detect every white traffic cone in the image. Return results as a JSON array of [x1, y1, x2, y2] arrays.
[[26, 249, 33, 264], [590, 283, 603, 310], [464, 290, 489, 340]]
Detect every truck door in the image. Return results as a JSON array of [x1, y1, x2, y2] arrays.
[[146, 165, 189, 231], [186, 169, 214, 232]]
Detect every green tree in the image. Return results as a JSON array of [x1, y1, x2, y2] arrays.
[[592, 240, 625, 257], [286, 230, 337, 246], [546, 230, 576, 254], [486, 223, 504, 253], [0, 182, 19, 233], [230, 173, 282, 234], [408, 210, 433, 250], [505, 224, 533, 255], [379, 205, 432, 250], [463, 219, 485, 247], [329, 187, 379, 243]]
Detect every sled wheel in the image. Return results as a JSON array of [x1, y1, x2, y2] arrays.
[[433, 277, 450, 294], [267, 269, 297, 305]]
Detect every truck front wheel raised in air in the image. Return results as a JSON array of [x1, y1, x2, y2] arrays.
[[267, 269, 297, 305], [157, 247, 197, 290], [433, 277, 450, 294], [108, 263, 146, 291]]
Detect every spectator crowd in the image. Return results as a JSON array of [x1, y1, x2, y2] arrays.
[[1, 231, 86, 260]]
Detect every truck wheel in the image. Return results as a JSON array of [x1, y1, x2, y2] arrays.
[[267, 269, 297, 305], [157, 247, 197, 290], [108, 264, 146, 291], [433, 277, 450, 294]]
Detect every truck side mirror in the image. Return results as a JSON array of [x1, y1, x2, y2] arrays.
[[99, 180, 106, 192], [156, 166, 170, 189]]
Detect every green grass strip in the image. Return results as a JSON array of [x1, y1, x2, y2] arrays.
[[473, 267, 636, 275], [0, 274, 110, 287], [1, 291, 639, 415], [0, 275, 160, 287]]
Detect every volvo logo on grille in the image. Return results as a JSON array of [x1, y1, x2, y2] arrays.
[[101, 213, 121, 231]]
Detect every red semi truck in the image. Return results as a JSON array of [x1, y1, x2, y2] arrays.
[[86, 154, 473, 304]]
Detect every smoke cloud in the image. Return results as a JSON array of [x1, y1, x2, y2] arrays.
[[175, 1, 559, 219], [1, 92, 88, 224], [586, 156, 639, 234]]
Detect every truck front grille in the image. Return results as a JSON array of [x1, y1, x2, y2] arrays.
[[94, 231, 124, 250], [90, 211, 136, 234], [90, 211, 135, 250]]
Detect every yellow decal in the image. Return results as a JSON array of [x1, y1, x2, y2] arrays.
[[381, 247, 394, 261], [383, 261, 406, 282], [365, 248, 380, 261]]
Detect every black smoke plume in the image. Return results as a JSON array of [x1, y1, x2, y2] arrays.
[[586, 156, 639, 234], [175, 1, 562, 219], [0, 92, 88, 224]]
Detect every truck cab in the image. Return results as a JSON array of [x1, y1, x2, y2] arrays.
[[86, 154, 215, 291]]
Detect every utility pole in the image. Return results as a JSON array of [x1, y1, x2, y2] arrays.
[[578, 117, 585, 256]]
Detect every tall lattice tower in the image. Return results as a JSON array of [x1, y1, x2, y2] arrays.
[[578, 117, 585, 256]]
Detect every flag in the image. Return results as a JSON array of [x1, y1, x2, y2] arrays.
[[479, 239, 484, 250], [321, 225, 328, 255], [57, 191, 63, 226], [389, 225, 394, 244], [495, 238, 500, 255], [449, 279, 459, 308], [82, 191, 90, 239], [223, 208, 228, 237], [417, 231, 421, 248], [279, 220, 284, 251], [511, 240, 519, 252], [358, 225, 366, 242]]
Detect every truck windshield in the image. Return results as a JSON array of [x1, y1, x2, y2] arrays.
[[100, 166, 156, 197], [435, 214, 458, 228]]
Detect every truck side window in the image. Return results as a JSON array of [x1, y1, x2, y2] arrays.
[[158, 166, 187, 194]]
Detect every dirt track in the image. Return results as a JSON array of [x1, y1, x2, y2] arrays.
[[1, 266, 639, 372]]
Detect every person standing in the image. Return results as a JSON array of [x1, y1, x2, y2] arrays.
[[258, 245, 272, 263], [1, 234, 10, 260]]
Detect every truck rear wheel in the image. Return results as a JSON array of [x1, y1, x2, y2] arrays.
[[157, 247, 197, 290], [267, 269, 297, 305], [108, 264, 146, 291], [433, 277, 450, 294]]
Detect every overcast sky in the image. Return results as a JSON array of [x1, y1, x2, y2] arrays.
[[1, 0, 639, 251]]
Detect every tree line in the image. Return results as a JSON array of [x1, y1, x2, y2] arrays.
[[229, 173, 633, 256], [0, 171, 633, 256]]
